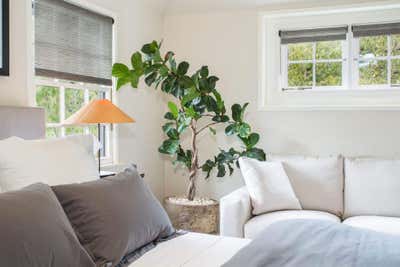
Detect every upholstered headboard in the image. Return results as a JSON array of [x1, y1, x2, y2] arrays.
[[0, 106, 46, 140]]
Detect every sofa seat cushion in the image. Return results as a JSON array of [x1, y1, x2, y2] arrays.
[[343, 216, 400, 236], [244, 210, 340, 239]]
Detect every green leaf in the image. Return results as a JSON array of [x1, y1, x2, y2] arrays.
[[208, 76, 219, 89], [179, 76, 194, 89], [158, 139, 179, 155], [130, 71, 139, 88], [159, 65, 169, 77], [164, 51, 175, 61], [131, 52, 143, 70], [238, 123, 251, 138], [112, 63, 129, 78], [141, 41, 158, 54], [162, 122, 175, 133], [247, 133, 260, 148], [225, 124, 236, 136], [200, 66, 209, 78], [217, 164, 226, 177], [202, 160, 216, 179], [213, 90, 225, 111], [168, 101, 179, 119], [116, 76, 131, 90], [182, 88, 200, 106], [228, 164, 234, 176], [167, 128, 179, 140], [242, 148, 266, 161], [209, 127, 216, 135], [240, 103, 249, 121], [232, 104, 242, 122], [164, 112, 175, 120], [184, 106, 198, 119], [204, 96, 217, 112], [177, 61, 190, 75], [145, 72, 157, 86]]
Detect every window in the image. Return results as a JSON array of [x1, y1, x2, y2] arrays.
[[34, 0, 114, 163], [280, 23, 400, 91], [280, 27, 348, 90], [35, 78, 112, 158], [352, 23, 400, 88], [261, 5, 400, 110]]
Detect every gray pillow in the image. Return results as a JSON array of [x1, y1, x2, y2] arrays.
[[52, 166, 175, 267], [0, 183, 95, 267]]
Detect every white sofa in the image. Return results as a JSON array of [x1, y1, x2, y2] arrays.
[[220, 155, 400, 239]]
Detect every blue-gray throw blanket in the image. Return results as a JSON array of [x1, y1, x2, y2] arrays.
[[223, 219, 400, 267]]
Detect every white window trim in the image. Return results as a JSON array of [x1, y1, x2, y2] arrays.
[[259, 2, 400, 111]]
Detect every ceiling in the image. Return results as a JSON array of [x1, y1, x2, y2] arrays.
[[163, 0, 385, 14], [165, 0, 315, 14]]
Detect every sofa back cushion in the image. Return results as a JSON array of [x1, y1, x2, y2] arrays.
[[269, 155, 344, 216], [344, 158, 400, 218]]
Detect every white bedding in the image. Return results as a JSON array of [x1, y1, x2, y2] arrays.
[[129, 233, 251, 267]]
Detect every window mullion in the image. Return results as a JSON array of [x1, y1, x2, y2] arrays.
[[352, 37, 360, 89], [84, 89, 90, 135], [388, 35, 392, 86], [312, 42, 316, 88], [60, 85, 66, 137]]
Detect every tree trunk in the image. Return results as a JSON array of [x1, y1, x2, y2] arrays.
[[186, 121, 198, 201]]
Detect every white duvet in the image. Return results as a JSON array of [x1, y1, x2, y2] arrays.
[[129, 233, 250, 267]]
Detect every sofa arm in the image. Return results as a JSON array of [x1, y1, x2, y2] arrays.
[[220, 187, 252, 238]]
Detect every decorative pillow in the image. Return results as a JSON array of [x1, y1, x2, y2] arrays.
[[269, 154, 344, 217], [239, 157, 301, 215], [52, 166, 175, 267], [0, 183, 95, 267], [344, 158, 400, 218], [0, 135, 99, 192]]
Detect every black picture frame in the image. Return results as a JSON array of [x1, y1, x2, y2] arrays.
[[0, 0, 9, 76]]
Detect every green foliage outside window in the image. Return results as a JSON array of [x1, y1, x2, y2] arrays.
[[287, 40, 342, 87], [36, 85, 60, 123]]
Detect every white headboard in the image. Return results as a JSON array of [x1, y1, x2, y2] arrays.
[[0, 106, 46, 140]]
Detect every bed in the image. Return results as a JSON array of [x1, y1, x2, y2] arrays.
[[0, 106, 250, 267]]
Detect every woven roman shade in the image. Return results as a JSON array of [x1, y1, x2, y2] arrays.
[[34, 0, 113, 85], [280, 26, 348, 44], [352, 22, 400, 38]]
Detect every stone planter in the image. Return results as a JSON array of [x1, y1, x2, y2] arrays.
[[164, 196, 219, 234]]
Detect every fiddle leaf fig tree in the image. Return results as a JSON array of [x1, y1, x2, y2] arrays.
[[112, 41, 266, 201]]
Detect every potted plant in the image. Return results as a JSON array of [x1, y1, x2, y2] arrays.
[[112, 41, 265, 233]]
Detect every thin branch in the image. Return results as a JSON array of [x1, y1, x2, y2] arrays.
[[196, 122, 220, 135]]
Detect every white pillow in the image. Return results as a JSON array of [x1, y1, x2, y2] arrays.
[[239, 157, 301, 215], [0, 135, 99, 192], [268, 154, 344, 217], [344, 158, 400, 218]]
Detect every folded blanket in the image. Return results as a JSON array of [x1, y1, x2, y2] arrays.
[[223, 219, 400, 267]]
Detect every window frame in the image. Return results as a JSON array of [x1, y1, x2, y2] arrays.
[[259, 4, 400, 111], [35, 77, 114, 166]]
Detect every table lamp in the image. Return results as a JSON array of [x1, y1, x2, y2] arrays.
[[63, 99, 134, 174]]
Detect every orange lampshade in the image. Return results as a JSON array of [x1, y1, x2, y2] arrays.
[[63, 99, 135, 125]]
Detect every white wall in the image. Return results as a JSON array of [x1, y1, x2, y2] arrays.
[[0, 0, 32, 106], [0, 0, 167, 199], [163, 0, 400, 199]]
